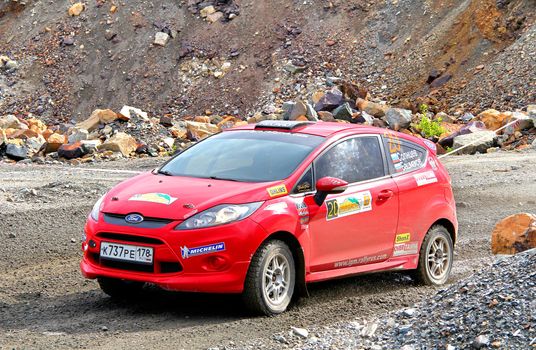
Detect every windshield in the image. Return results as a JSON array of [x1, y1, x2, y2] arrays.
[[159, 130, 325, 182]]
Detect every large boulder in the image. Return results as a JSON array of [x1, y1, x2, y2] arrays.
[[5, 143, 28, 161], [356, 98, 388, 118], [77, 109, 118, 131], [503, 112, 534, 136], [438, 121, 487, 148], [185, 121, 219, 141], [0, 115, 27, 130], [118, 105, 148, 122], [476, 109, 512, 131], [332, 102, 354, 122], [385, 108, 413, 130], [491, 213, 536, 255], [58, 142, 89, 159], [452, 130, 497, 154], [314, 87, 343, 112], [99, 132, 137, 156]]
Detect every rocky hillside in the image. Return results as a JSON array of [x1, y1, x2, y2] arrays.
[[0, 0, 534, 123]]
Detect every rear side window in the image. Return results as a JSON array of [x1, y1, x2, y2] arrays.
[[314, 136, 385, 184], [382, 133, 427, 174]]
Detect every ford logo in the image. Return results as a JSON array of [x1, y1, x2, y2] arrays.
[[125, 213, 144, 224]]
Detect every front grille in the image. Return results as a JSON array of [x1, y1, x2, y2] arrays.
[[100, 258, 154, 273], [103, 213, 173, 229], [96, 232, 164, 245]]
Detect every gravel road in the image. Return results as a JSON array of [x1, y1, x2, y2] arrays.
[[1, 151, 535, 350]]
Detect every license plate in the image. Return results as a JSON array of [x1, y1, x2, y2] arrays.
[[100, 242, 154, 264]]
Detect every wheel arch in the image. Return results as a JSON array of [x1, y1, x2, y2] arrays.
[[258, 231, 308, 298], [430, 218, 457, 245]]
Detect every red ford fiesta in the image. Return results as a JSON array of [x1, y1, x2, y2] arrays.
[[81, 120, 457, 315]]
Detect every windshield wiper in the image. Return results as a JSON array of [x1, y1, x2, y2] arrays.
[[209, 176, 239, 182], [157, 169, 173, 176]]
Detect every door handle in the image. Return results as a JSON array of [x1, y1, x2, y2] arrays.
[[377, 189, 394, 201]]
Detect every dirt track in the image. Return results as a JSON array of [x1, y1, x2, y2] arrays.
[[1, 151, 535, 350]]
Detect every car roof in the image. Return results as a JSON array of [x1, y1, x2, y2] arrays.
[[226, 121, 383, 137]]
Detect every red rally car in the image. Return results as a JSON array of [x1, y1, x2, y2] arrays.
[[81, 120, 457, 315]]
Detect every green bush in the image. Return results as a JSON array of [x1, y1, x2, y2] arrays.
[[417, 115, 445, 138]]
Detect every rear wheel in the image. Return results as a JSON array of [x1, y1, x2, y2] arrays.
[[243, 240, 295, 316], [97, 277, 144, 299], [413, 225, 453, 285]]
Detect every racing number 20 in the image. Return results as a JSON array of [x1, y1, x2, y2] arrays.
[[326, 200, 339, 220]]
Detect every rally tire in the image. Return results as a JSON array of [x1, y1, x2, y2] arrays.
[[413, 225, 454, 285], [243, 240, 295, 316], [97, 277, 144, 299]]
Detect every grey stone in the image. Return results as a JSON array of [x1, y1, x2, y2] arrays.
[[284, 62, 306, 74], [314, 87, 343, 111], [305, 103, 319, 121], [282, 102, 295, 120], [154, 32, 170, 46], [503, 112, 534, 135], [333, 102, 353, 122], [289, 101, 307, 120], [472, 335, 490, 349], [385, 108, 413, 129], [291, 327, 308, 338], [68, 129, 89, 144], [354, 111, 375, 124], [6, 144, 28, 161], [453, 131, 497, 154]]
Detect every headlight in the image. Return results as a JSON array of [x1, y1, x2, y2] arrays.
[[176, 202, 263, 230], [90, 194, 106, 221]]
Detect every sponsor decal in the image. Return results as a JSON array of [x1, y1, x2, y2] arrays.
[[296, 182, 312, 193], [296, 201, 309, 217], [295, 201, 310, 225], [325, 191, 372, 221], [384, 131, 401, 154], [429, 157, 438, 171], [390, 152, 401, 163], [393, 242, 419, 257], [128, 193, 177, 205], [394, 161, 404, 172], [267, 184, 288, 198], [334, 254, 388, 268], [395, 233, 411, 244], [414, 170, 438, 186], [180, 242, 225, 259]]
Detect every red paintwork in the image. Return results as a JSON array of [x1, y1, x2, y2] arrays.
[[81, 123, 457, 293]]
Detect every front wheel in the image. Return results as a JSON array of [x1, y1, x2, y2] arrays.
[[243, 240, 295, 316], [413, 225, 454, 285]]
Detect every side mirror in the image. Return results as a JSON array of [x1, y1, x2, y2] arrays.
[[314, 177, 348, 206]]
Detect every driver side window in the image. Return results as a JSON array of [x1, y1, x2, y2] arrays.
[[314, 136, 385, 183]]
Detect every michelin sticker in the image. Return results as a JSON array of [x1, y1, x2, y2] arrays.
[[414, 170, 438, 186], [180, 242, 225, 259], [325, 191, 372, 221], [393, 242, 419, 257], [129, 193, 178, 205]]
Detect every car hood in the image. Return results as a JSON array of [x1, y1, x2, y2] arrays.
[[102, 172, 282, 220]]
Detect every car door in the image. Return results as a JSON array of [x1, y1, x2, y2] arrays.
[[381, 133, 436, 257], [305, 135, 399, 272]]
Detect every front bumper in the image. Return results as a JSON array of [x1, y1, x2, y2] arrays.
[[81, 214, 266, 293]]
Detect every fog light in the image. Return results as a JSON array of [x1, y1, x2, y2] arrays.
[[203, 255, 228, 271], [88, 240, 96, 248]]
